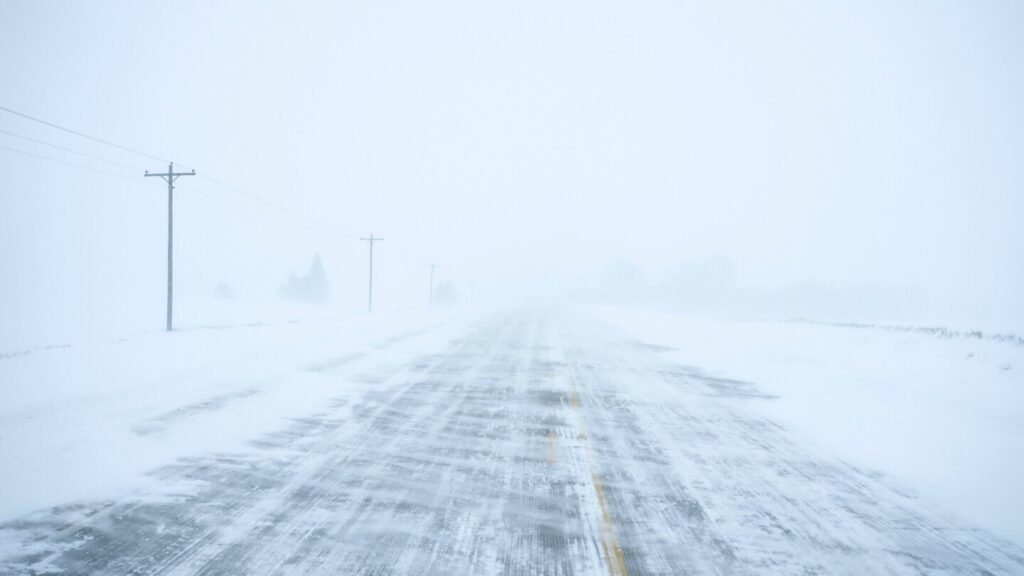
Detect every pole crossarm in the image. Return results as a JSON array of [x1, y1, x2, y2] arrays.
[[145, 165, 196, 181]]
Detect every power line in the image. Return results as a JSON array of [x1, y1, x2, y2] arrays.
[[0, 104, 169, 163], [0, 141, 339, 234], [195, 172, 351, 233], [0, 144, 139, 181], [0, 143, 265, 216], [0, 104, 351, 233], [178, 187, 287, 229], [182, 181, 348, 234], [0, 127, 145, 171], [177, 184, 327, 234]]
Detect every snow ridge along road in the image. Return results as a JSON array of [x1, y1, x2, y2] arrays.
[[2, 310, 1022, 574]]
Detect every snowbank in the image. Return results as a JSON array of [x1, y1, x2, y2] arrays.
[[594, 307, 1024, 546]]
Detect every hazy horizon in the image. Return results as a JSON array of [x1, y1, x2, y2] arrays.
[[3, 0, 1023, 345]]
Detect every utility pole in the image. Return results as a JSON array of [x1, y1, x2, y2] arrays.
[[360, 234, 383, 312], [145, 162, 195, 331], [426, 263, 439, 308]]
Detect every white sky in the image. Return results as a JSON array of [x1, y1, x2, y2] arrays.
[[2, 0, 1023, 340]]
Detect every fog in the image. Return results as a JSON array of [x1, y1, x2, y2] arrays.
[[3, 0, 1023, 347]]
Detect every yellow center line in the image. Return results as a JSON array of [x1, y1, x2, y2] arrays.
[[592, 473, 629, 576], [566, 388, 629, 576], [546, 431, 559, 464]]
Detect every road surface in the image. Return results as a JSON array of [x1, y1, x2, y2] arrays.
[[2, 311, 1022, 575]]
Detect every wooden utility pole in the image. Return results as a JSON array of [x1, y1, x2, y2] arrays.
[[145, 162, 195, 331], [426, 263, 439, 308], [360, 234, 383, 312]]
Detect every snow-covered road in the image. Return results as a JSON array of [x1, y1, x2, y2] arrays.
[[2, 310, 1022, 575]]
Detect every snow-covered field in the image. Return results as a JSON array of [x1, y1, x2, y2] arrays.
[[0, 308, 469, 524], [596, 307, 1024, 547]]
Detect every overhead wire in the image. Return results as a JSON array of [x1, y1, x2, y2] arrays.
[[176, 184, 327, 235], [0, 104, 169, 163], [0, 127, 146, 171], [0, 144, 139, 182], [0, 139, 339, 235], [0, 104, 353, 235], [194, 171, 351, 234]]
